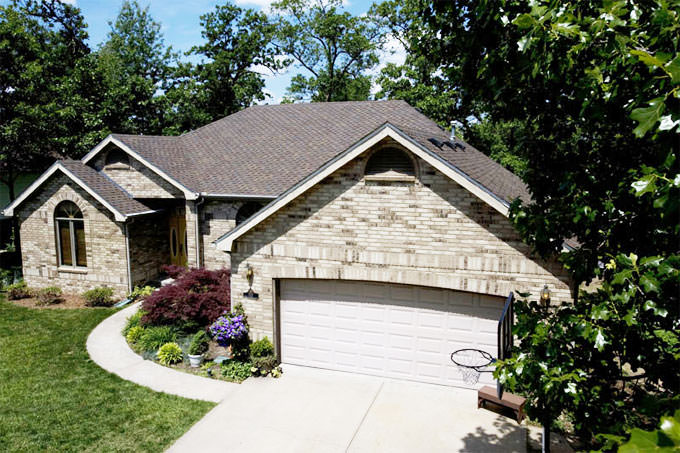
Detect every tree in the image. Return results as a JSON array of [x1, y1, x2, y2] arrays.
[[393, 0, 679, 446], [97, 0, 174, 135], [0, 0, 100, 192], [163, 3, 280, 134], [466, 118, 529, 177], [370, 0, 461, 126], [0, 1, 101, 251], [271, 0, 384, 102]]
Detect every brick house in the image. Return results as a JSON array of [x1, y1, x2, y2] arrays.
[[4, 101, 573, 387]]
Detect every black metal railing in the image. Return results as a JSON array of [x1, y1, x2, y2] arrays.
[[496, 292, 514, 398]]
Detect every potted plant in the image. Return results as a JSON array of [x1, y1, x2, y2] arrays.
[[188, 330, 209, 367]]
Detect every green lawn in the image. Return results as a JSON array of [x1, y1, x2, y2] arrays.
[[0, 300, 215, 452]]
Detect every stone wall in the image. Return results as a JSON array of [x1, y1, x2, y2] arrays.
[[128, 212, 169, 286], [91, 146, 181, 199], [230, 146, 573, 340], [17, 173, 129, 297]]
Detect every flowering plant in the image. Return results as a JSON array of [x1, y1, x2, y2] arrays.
[[209, 313, 248, 346]]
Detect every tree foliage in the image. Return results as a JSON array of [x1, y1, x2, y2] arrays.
[[399, 0, 680, 446], [272, 0, 383, 102], [369, 0, 461, 126], [0, 0, 108, 255], [97, 0, 175, 135], [163, 3, 281, 134]]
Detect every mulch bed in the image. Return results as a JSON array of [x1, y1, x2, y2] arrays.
[[8, 293, 91, 309]]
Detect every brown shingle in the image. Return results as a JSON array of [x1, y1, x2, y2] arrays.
[[60, 160, 155, 216], [109, 100, 530, 204]]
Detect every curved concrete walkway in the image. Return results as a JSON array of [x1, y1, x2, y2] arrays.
[[86, 303, 236, 403]]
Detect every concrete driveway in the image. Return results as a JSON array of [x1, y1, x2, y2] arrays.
[[168, 365, 526, 453]]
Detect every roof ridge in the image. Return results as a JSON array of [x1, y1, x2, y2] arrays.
[[179, 100, 412, 139]]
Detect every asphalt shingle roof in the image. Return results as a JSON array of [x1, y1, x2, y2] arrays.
[[60, 160, 154, 216], [109, 100, 530, 204]]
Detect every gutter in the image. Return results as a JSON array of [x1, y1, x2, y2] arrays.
[[200, 192, 277, 200], [124, 219, 134, 293], [194, 196, 205, 267]]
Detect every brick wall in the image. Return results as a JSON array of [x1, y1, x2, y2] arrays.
[[230, 148, 573, 340], [17, 174, 129, 297], [128, 212, 170, 286], [91, 147, 181, 199], [199, 200, 243, 270], [185, 200, 198, 267]]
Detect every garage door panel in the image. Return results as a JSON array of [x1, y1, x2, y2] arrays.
[[280, 280, 504, 389]]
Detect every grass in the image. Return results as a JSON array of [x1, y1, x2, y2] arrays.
[[0, 299, 215, 452]]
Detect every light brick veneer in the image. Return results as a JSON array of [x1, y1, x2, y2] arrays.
[[17, 174, 129, 297], [91, 147, 181, 199], [128, 213, 170, 286], [199, 200, 249, 270], [230, 147, 573, 341]]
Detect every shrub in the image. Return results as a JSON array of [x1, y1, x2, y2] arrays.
[[250, 337, 274, 358], [200, 361, 217, 377], [137, 326, 177, 352], [251, 355, 279, 377], [160, 264, 187, 279], [221, 360, 251, 382], [83, 286, 114, 307], [35, 286, 63, 305], [122, 309, 147, 336], [188, 330, 210, 356], [142, 268, 230, 327], [126, 326, 145, 345], [157, 342, 183, 366], [0, 269, 13, 289], [6, 280, 30, 300], [128, 285, 154, 301]]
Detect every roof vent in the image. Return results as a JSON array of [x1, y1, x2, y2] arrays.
[[445, 141, 466, 151], [449, 120, 463, 140], [365, 148, 415, 177], [428, 138, 444, 148]]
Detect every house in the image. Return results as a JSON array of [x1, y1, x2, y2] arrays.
[[4, 100, 572, 387]]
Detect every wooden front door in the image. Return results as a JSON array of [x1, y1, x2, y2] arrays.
[[168, 211, 187, 266]]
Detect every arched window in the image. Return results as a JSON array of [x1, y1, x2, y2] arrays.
[[105, 149, 130, 167], [55, 201, 87, 267], [236, 202, 263, 226], [365, 148, 416, 178]]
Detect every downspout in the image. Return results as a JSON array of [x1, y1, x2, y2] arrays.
[[124, 219, 134, 293], [194, 196, 205, 268]]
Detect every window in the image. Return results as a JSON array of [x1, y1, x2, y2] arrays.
[[105, 149, 130, 167], [365, 148, 416, 178], [236, 202, 264, 226], [55, 201, 87, 267]]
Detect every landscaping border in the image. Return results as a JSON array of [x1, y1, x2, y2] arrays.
[[86, 302, 236, 403]]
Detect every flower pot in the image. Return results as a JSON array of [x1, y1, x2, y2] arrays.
[[188, 354, 203, 368]]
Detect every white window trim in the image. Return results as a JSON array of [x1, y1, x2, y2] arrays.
[[55, 215, 87, 269]]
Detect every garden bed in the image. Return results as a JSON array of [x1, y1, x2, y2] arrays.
[[122, 265, 281, 384], [8, 293, 89, 309]]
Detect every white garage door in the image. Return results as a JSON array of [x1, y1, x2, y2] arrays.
[[280, 279, 505, 388]]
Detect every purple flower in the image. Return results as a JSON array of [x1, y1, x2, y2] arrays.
[[209, 313, 248, 346]]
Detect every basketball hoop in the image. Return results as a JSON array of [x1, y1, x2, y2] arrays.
[[450, 349, 496, 385]]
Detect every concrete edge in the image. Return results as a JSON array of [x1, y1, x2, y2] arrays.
[[86, 302, 237, 403]]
